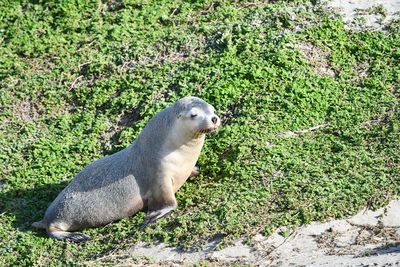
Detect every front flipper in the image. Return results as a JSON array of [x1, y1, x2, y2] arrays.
[[143, 206, 175, 226], [190, 166, 200, 177], [142, 179, 177, 227]]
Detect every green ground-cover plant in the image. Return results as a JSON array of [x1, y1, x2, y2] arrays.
[[0, 0, 399, 265]]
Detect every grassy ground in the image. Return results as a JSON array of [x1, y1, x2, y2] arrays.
[[0, 0, 399, 265]]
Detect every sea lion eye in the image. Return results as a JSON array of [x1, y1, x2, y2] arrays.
[[191, 114, 198, 118]]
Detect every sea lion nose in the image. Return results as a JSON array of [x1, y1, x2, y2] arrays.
[[211, 116, 218, 124]]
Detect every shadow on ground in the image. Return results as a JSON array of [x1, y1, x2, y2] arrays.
[[358, 242, 400, 257], [0, 181, 69, 233]]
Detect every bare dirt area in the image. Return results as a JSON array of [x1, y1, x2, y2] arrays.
[[326, 0, 400, 30], [254, 199, 400, 266], [88, 200, 400, 266], [295, 42, 335, 77]]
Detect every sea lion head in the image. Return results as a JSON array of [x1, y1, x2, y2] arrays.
[[174, 96, 221, 136]]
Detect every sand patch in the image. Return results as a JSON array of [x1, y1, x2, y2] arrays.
[[326, 0, 400, 30]]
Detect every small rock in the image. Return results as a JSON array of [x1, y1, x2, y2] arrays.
[[381, 200, 400, 227], [278, 131, 297, 138], [210, 241, 256, 262], [265, 141, 275, 148], [330, 220, 353, 233], [347, 207, 384, 227]]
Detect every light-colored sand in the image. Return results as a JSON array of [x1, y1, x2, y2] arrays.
[[90, 200, 400, 266], [326, 0, 400, 30], [254, 200, 400, 266]]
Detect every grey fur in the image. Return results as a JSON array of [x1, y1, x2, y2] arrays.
[[32, 96, 220, 241]]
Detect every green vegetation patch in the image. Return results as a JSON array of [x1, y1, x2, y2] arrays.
[[0, 0, 399, 265]]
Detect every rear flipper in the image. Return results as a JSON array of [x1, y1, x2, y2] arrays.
[[32, 220, 46, 229], [48, 231, 91, 242], [33, 220, 91, 242]]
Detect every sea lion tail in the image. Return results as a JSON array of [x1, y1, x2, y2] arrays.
[[48, 231, 91, 243], [32, 220, 46, 229]]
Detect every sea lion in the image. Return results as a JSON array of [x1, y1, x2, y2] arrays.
[[32, 96, 221, 242]]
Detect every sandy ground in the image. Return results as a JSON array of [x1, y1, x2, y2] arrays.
[[253, 200, 400, 266], [326, 0, 400, 30], [105, 200, 397, 266]]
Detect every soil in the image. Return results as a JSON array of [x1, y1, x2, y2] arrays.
[[88, 200, 400, 266], [326, 0, 400, 30]]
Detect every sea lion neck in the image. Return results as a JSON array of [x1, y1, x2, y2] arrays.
[[164, 123, 205, 151]]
